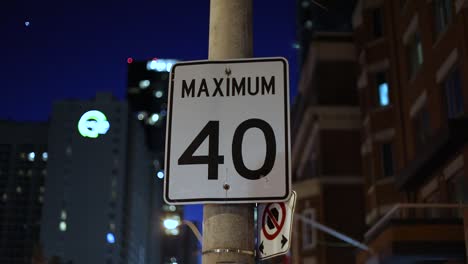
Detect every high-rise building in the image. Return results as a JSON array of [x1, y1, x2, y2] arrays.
[[0, 120, 48, 264], [127, 58, 177, 156], [127, 58, 202, 264], [353, 0, 467, 263], [291, 32, 364, 264], [40, 93, 160, 264]]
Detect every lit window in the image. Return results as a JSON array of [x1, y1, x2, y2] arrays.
[[107, 233, 116, 244], [154, 90, 164, 98], [301, 208, 317, 250], [139, 80, 150, 89], [109, 222, 116, 231], [379, 83, 389, 106], [27, 152, 35, 162], [304, 20, 313, 30], [157, 170, 164, 179], [27, 169, 33, 177], [38, 195, 43, 203], [148, 113, 160, 125], [16, 186, 22, 194], [2, 193, 7, 202], [434, 0, 452, 36], [137, 111, 147, 121], [61, 210, 67, 220], [407, 32, 423, 78], [376, 72, 389, 107], [59, 221, 67, 232], [42, 152, 48, 161], [301, 1, 310, 8], [40, 186, 45, 193], [169, 205, 176, 212]]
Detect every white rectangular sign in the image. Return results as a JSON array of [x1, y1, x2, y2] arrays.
[[164, 58, 291, 204]]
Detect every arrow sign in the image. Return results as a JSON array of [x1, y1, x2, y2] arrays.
[[257, 191, 296, 260], [281, 235, 288, 249], [259, 241, 264, 254]]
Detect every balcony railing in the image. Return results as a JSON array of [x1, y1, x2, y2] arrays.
[[365, 203, 466, 241]]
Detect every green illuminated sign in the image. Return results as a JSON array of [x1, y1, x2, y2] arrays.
[[78, 110, 110, 138]]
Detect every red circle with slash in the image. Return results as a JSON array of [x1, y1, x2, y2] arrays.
[[261, 202, 286, 240]]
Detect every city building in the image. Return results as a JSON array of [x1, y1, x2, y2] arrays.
[[290, 32, 365, 264], [40, 93, 161, 264], [296, 0, 357, 66], [353, 0, 468, 263], [0, 120, 48, 264], [127, 58, 177, 155], [127, 58, 202, 264]]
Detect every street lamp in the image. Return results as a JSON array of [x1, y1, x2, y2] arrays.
[[161, 216, 202, 244]]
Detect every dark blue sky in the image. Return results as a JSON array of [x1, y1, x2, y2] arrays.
[[1, 0, 297, 122], [1, 0, 297, 223]]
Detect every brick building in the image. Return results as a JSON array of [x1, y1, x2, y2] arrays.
[[353, 0, 468, 263], [290, 32, 365, 264]]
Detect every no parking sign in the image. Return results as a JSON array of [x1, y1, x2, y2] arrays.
[[257, 191, 296, 260]]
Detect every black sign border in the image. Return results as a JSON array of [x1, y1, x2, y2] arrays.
[[164, 57, 290, 204]]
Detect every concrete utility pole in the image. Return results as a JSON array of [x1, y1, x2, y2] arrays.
[[202, 0, 254, 263]]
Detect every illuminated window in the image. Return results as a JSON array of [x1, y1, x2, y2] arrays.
[[27, 152, 35, 162], [376, 72, 389, 107], [157, 170, 164, 179], [148, 113, 160, 125], [16, 186, 22, 194], [106, 233, 115, 244], [407, 32, 423, 78], [42, 152, 48, 161], [59, 221, 67, 232], [2, 193, 7, 202], [60, 210, 67, 220], [139, 80, 150, 89], [154, 90, 164, 98]]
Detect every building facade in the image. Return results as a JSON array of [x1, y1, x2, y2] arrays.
[[291, 32, 365, 264], [40, 93, 160, 264], [353, 0, 468, 263], [0, 121, 48, 264]]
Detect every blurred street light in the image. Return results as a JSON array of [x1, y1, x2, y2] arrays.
[[162, 215, 202, 244]]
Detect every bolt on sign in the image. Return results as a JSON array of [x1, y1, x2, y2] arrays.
[[164, 58, 291, 204], [257, 191, 296, 260]]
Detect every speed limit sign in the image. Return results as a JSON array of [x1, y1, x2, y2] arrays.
[[164, 58, 291, 204]]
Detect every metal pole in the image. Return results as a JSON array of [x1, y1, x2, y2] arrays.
[[202, 0, 254, 263]]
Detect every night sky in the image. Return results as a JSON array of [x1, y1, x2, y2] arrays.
[[1, 0, 297, 223]]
